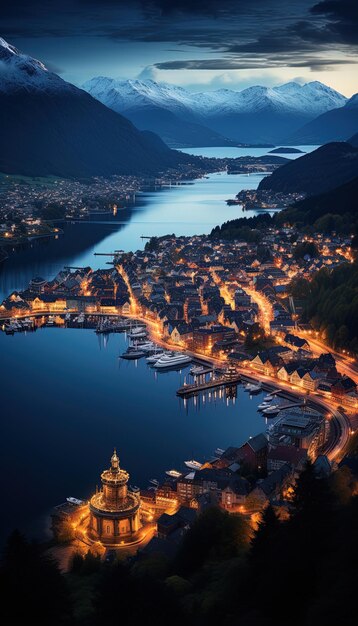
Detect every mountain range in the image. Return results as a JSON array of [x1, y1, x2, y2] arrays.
[[0, 38, 186, 178], [83, 77, 350, 146]]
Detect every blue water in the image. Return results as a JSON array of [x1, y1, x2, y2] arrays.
[[0, 145, 310, 542], [0, 171, 264, 301], [180, 145, 320, 159], [0, 144, 317, 301], [0, 328, 270, 541]]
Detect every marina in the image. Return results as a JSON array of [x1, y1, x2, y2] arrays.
[[0, 325, 284, 543]]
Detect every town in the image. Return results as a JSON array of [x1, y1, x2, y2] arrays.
[[2, 221, 357, 562], [226, 189, 306, 210], [0, 154, 287, 256]]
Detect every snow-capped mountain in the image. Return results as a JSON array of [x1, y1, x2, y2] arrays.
[[83, 77, 347, 144], [0, 38, 185, 177], [83, 77, 194, 117], [0, 37, 75, 94], [82, 77, 241, 148], [84, 77, 346, 118]]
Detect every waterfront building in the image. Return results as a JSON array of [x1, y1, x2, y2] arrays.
[[267, 411, 326, 459], [88, 450, 141, 545]]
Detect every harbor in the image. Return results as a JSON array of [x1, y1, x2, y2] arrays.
[[0, 325, 292, 543]]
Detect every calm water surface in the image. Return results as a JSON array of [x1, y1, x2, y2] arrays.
[[0, 329, 272, 541], [0, 145, 314, 542], [0, 145, 318, 301]]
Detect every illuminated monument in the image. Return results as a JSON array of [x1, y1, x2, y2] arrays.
[[88, 449, 141, 545]]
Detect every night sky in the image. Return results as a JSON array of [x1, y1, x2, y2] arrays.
[[2, 0, 358, 94]]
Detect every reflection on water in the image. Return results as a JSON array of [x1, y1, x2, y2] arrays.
[[0, 170, 264, 300], [0, 328, 269, 542]]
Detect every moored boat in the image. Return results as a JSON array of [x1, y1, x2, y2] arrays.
[[153, 352, 192, 369], [184, 459, 202, 470]]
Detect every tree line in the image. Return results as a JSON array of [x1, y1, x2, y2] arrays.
[[1, 461, 357, 626], [290, 261, 358, 354]]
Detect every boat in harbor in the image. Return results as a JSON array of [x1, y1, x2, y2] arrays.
[[149, 478, 159, 487], [146, 351, 167, 363], [244, 382, 262, 394], [263, 394, 274, 402], [184, 459, 202, 470], [263, 404, 280, 416], [131, 341, 156, 352], [128, 324, 147, 339], [258, 402, 271, 411], [129, 485, 140, 493], [67, 497, 84, 506], [128, 330, 147, 339], [165, 469, 182, 478], [214, 448, 225, 457], [120, 347, 146, 360], [153, 352, 192, 369], [190, 365, 207, 376]]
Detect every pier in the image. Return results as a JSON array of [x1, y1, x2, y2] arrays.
[[275, 401, 304, 411], [177, 374, 241, 397]]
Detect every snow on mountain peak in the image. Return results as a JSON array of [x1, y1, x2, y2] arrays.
[[0, 37, 74, 94], [83, 76, 346, 120]]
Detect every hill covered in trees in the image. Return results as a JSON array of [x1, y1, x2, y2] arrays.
[[1, 462, 357, 626], [258, 142, 358, 195], [279, 176, 358, 234], [289, 262, 358, 353]]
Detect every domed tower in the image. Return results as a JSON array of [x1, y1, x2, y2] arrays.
[[88, 449, 141, 545]]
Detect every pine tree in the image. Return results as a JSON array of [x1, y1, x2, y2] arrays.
[[250, 504, 280, 561], [0, 530, 73, 625]]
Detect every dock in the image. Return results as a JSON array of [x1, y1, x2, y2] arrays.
[[275, 401, 304, 412], [177, 375, 241, 397]]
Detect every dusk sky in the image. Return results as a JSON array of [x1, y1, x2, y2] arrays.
[[2, 0, 358, 94]]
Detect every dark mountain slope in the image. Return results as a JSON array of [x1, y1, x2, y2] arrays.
[[0, 38, 187, 178], [0, 90, 188, 178], [258, 142, 358, 195], [286, 94, 358, 145]]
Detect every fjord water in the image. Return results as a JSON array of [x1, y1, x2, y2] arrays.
[[0, 145, 318, 301], [0, 145, 316, 542], [0, 329, 271, 542]]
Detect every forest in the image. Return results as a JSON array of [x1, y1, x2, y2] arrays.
[[1, 461, 357, 626], [289, 262, 358, 354]]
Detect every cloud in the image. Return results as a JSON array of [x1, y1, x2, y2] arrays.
[[152, 56, 356, 71], [43, 60, 65, 74], [2, 0, 358, 79]]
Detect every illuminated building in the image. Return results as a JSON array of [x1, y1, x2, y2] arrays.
[[88, 449, 141, 545]]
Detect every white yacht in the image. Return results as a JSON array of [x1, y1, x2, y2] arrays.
[[258, 402, 271, 411], [153, 352, 192, 369], [244, 382, 262, 393], [165, 469, 182, 479], [67, 497, 84, 506], [184, 459, 202, 470], [128, 324, 146, 337], [146, 351, 167, 363], [263, 405, 280, 416], [128, 330, 147, 339], [190, 365, 207, 376], [249, 384, 262, 394], [263, 394, 274, 402]]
